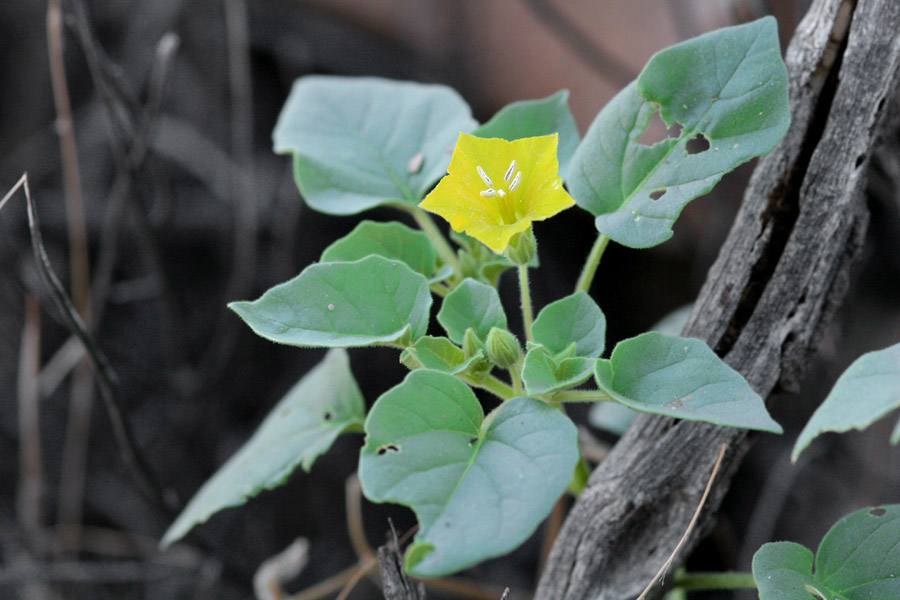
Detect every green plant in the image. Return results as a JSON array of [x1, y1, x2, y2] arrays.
[[158, 16, 900, 597]]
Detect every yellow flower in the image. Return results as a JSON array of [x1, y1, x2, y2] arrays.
[[419, 133, 575, 254]]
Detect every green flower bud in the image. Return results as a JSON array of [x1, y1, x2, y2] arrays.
[[485, 327, 522, 369], [505, 227, 536, 266]]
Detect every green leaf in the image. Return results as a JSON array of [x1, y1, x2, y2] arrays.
[[399, 336, 483, 374], [522, 347, 594, 396], [793, 342, 900, 461], [568, 17, 790, 248], [359, 370, 578, 577], [753, 505, 900, 599], [274, 76, 477, 214], [586, 305, 686, 434], [472, 90, 580, 175], [531, 292, 606, 357], [321, 220, 439, 281], [161, 349, 364, 547], [594, 332, 782, 432], [230, 256, 431, 347], [437, 278, 507, 344]]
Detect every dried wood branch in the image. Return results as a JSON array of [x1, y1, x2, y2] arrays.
[[536, 1, 900, 598]]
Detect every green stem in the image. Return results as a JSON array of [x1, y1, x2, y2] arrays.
[[464, 375, 514, 401], [671, 572, 756, 592], [509, 366, 523, 396], [574, 233, 611, 293], [550, 389, 615, 403], [518, 264, 534, 342], [406, 207, 461, 273]]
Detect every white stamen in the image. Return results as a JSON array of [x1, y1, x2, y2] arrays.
[[497, 189, 506, 197], [480, 188, 497, 197], [504, 160, 517, 182], [476, 166, 493, 187], [509, 171, 522, 192]]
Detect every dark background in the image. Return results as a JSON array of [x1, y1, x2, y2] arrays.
[[1, 1, 899, 598]]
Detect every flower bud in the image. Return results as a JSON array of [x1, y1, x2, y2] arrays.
[[485, 327, 522, 369], [505, 227, 536, 266]]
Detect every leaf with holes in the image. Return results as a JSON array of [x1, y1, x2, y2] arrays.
[[521, 347, 594, 396], [230, 255, 431, 347], [567, 17, 790, 248], [793, 342, 900, 461], [161, 349, 365, 547], [359, 370, 578, 577], [273, 76, 477, 214], [473, 90, 580, 175], [321, 220, 450, 283], [437, 278, 508, 344], [399, 336, 484, 374], [531, 291, 606, 358], [594, 332, 782, 432], [753, 505, 900, 599]]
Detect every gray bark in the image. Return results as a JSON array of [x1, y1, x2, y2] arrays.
[[379, 543, 426, 600], [536, 0, 900, 598]]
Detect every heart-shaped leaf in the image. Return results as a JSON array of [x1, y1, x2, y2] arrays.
[[567, 17, 790, 248], [753, 505, 900, 599], [594, 332, 782, 432], [473, 90, 580, 175], [321, 220, 441, 281], [531, 291, 606, 358], [522, 347, 595, 396], [274, 76, 477, 214], [230, 256, 431, 347], [162, 350, 364, 547], [437, 278, 507, 344], [359, 370, 578, 577], [793, 341, 900, 460], [587, 304, 688, 433]]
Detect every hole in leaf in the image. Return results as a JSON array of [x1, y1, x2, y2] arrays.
[[649, 189, 666, 201], [686, 133, 710, 154], [636, 109, 669, 146], [870, 507, 887, 517], [323, 411, 333, 421], [667, 123, 683, 138], [855, 154, 866, 169], [376, 443, 402, 455]]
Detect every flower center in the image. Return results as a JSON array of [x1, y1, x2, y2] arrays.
[[477, 161, 523, 225]]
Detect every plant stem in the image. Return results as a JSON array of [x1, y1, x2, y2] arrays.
[[518, 264, 534, 342], [465, 375, 515, 400], [550, 389, 615, 403], [574, 233, 611, 293], [407, 206, 461, 273], [509, 365, 523, 396], [671, 571, 757, 591]]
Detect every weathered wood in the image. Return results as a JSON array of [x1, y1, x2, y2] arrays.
[[379, 543, 426, 600], [536, 1, 900, 598]]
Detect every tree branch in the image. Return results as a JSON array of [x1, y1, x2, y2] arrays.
[[536, 0, 900, 598]]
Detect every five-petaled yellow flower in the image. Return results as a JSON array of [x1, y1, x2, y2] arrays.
[[419, 133, 575, 254]]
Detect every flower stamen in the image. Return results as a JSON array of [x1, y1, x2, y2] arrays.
[[509, 171, 522, 192], [476, 165, 493, 187], [480, 188, 497, 197], [504, 160, 517, 182]]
